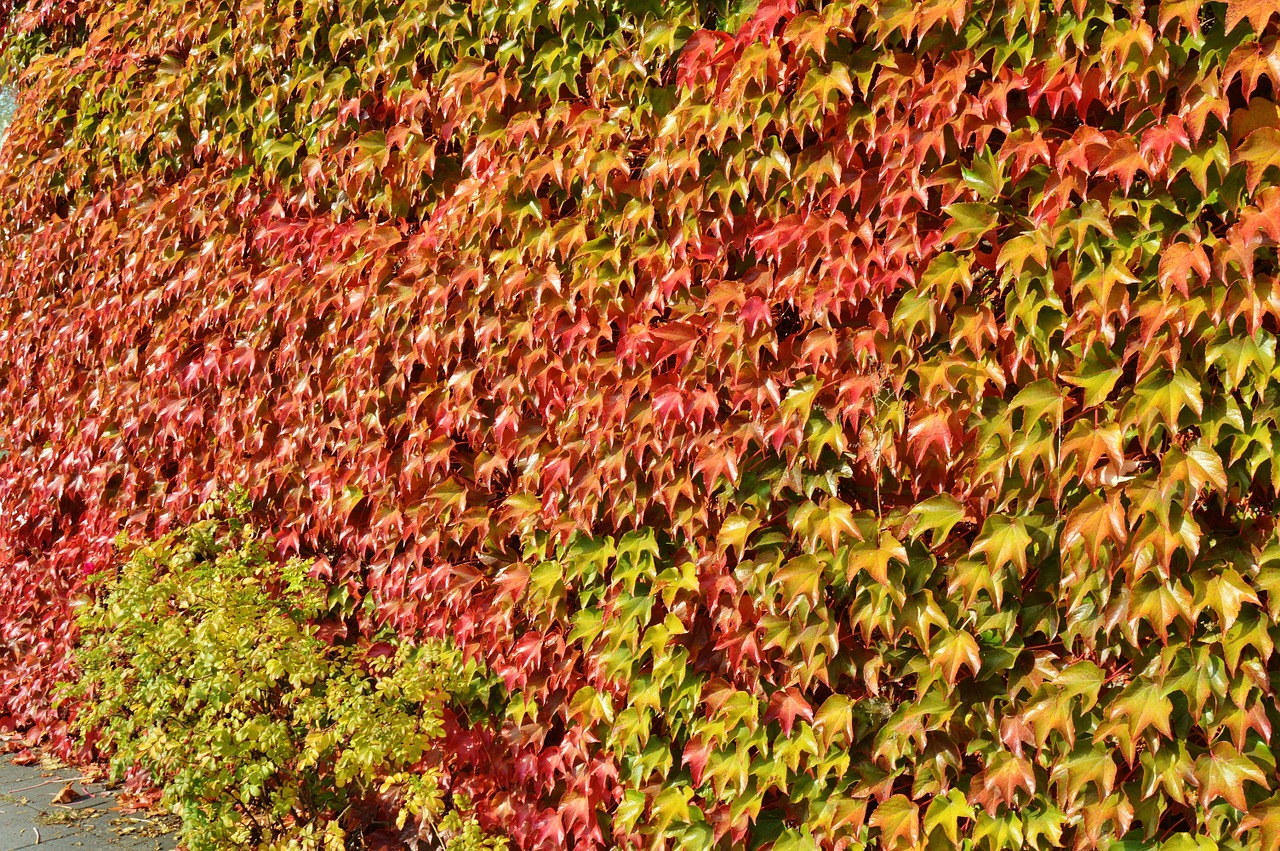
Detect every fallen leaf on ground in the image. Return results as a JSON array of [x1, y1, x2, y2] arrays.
[[50, 782, 80, 804], [37, 806, 98, 825], [10, 749, 38, 766], [113, 787, 163, 812]]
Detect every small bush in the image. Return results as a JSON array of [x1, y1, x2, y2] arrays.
[[63, 501, 498, 851]]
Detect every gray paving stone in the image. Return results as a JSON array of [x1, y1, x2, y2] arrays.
[[0, 753, 177, 851]]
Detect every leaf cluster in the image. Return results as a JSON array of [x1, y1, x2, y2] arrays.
[[63, 504, 496, 851]]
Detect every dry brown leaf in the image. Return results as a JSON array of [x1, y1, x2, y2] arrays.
[[50, 782, 80, 805]]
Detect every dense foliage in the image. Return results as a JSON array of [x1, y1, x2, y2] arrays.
[[65, 502, 501, 850], [2, 0, 1280, 847]]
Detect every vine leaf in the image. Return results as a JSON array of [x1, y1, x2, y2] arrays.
[[1196, 743, 1269, 811], [1226, 0, 1280, 34]]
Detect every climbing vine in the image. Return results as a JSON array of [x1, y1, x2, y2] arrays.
[[1, 0, 1280, 847]]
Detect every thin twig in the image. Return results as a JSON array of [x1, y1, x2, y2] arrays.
[[4, 776, 91, 794]]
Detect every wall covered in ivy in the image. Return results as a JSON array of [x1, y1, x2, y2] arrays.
[[1, 0, 1280, 847]]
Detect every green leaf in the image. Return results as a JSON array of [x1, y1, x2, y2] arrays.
[[1062, 345, 1121, 407], [870, 794, 920, 849], [1164, 444, 1228, 498], [780, 376, 824, 425], [971, 809, 1026, 850], [1132, 369, 1203, 437], [961, 150, 1007, 201], [650, 784, 695, 833], [1196, 742, 1270, 811], [997, 231, 1050, 281], [1060, 492, 1126, 565], [718, 512, 762, 556], [846, 532, 909, 588], [813, 694, 854, 748], [1009, 379, 1065, 426], [893, 288, 937, 339], [924, 788, 974, 843], [794, 498, 863, 554], [908, 494, 966, 546], [942, 202, 998, 250], [1233, 127, 1280, 191], [971, 515, 1033, 579], [930, 629, 982, 687], [1239, 794, 1280, 851], [1206, 330, 1276, 391], [1193, 568, 1261, 631], [775, 554, 825, 613], [920, 252, 973, 304], [1054, 661, 1105, 712], [1048, 747, 1117, 803], [1104, 680, 1173, 739]]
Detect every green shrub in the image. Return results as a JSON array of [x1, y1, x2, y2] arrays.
[[63, 501, 499, 851]]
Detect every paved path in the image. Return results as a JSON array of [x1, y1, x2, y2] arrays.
[[0, 752, 177, 850]]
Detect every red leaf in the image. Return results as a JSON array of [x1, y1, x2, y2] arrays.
[[740, 296, 771, 335], [765, 688, 813, 736], [1158, 241, 1211, 298], [682, 737, 713, 786], [11, 749, 38, 766]]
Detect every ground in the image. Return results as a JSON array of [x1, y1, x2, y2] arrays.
[[0, 750, 177, 850]]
